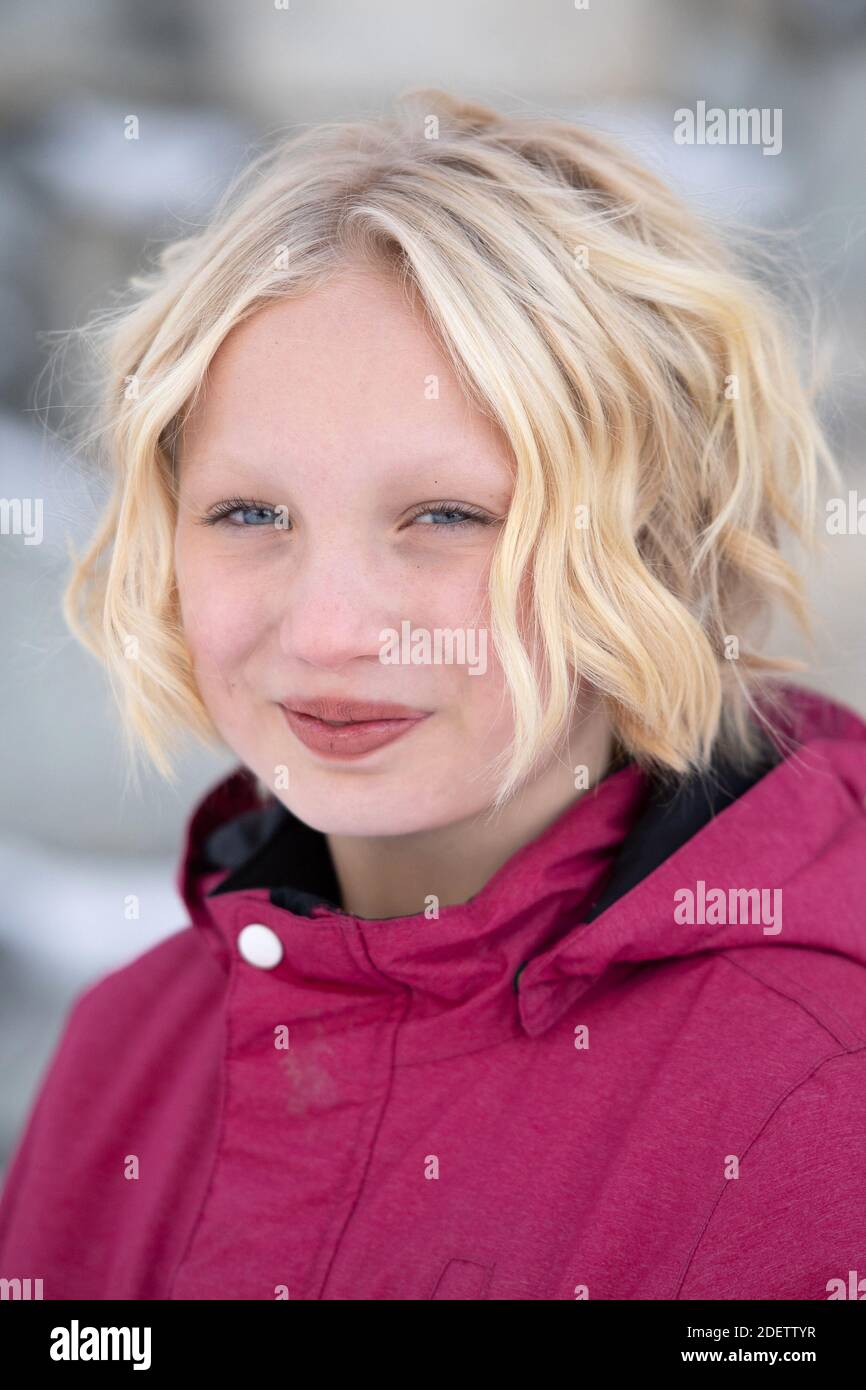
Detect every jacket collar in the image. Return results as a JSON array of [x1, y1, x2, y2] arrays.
[[178, 753, 655, 1027], [175, 686, 866, 1047]]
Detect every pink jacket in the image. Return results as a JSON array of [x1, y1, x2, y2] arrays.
[[2, 682, 866, 1300]]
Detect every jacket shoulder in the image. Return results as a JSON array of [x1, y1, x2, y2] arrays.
[[677, 1048, 866, 1299], [54, 922, 226, 1040], [0, 926, 225, 1297]]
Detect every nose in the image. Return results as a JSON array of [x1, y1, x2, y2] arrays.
[[276, 532, 397, 670]]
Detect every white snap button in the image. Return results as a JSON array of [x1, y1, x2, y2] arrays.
[[237, 923, 284, 970]]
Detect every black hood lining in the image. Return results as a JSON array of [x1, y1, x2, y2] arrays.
[[205, 801, 343, 914], [200, 729, 782, 922], [581, 734, 781, 924]]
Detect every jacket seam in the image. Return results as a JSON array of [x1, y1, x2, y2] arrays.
[[428, 1256, 495, 1299], [673, 1043, 866, 1299], [429, 1257, 454, 1299], [394, 1031, 523, 1067], [164, 940, 237, 1300], [716, 951, 866, 1048], [315, 987, 411, 1299]]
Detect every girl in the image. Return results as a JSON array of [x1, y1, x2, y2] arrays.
[[1, 88, 865, 1301]]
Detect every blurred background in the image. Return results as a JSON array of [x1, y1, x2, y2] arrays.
[[1, 0, 865, 1175]]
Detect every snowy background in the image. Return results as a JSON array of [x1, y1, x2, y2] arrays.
[[1, 0, 865, 1174]]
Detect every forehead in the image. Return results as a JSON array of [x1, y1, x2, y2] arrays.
[[179, 267, 510, 478]]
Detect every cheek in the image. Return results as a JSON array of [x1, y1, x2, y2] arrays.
[[419, 548, 494, 628], [443, 564, 539, 738], [175, 546, 263, 687], [426, 583, 512, 730]]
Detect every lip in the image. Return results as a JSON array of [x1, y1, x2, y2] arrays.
[[279, 700, 432, 760], [283, 696, 429, 722]]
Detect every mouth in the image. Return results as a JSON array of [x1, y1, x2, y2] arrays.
[[279, 705, 432, 760]]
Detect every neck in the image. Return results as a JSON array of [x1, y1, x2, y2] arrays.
[[325, 705, 617, 920]]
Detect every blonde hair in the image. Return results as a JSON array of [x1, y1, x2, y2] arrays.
[[59, 87, 840, 811]]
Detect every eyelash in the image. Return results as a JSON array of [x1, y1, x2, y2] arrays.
[[196, 497, 493, 532]]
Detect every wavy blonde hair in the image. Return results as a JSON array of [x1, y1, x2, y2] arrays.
[[60, 87, 839, 811]]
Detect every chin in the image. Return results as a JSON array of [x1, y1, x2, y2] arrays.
[[281, 785, 457, 838]]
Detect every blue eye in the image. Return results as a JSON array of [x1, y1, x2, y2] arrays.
[[231, 506, 275, 526], [409, 503, 490, 529], [198, 498, 493, 531], [200, 498, 278, 527]]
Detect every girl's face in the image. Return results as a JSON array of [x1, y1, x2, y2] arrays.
[[173, 265, 544, 835]]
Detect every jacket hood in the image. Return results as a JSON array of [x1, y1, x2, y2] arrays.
[[177, 684, 866, 1044]]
